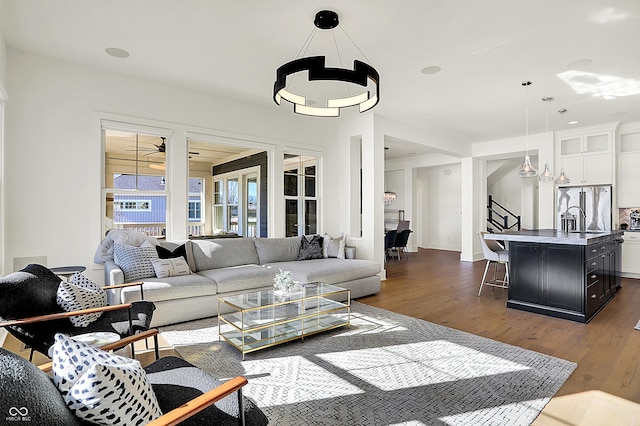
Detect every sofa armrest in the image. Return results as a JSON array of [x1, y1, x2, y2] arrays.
[[104, 259, 125, 286], [104, 260, 125, 304], [103, 281, 145, 300]]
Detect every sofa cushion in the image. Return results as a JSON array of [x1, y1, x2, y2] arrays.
[[253, 236, 301, 264], [265, 259, 381, 285], [114, 240, 159, 281], [323, 233, 346, 259], [119, 274, 217, 304], [151, 257, 191, 279], [157, 240, 196, 272], [197, 265, 276, 294], [298, 235, 324, 260], [191, 238, 259, 271]]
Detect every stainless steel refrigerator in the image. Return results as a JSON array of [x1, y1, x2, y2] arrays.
[[557, 185, 612, 232]]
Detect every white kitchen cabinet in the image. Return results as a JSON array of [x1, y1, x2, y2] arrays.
[[618, 153, 640, 207], [622, 233, 640, 278], [555, 123, 617, 186], [617, 124, 640, 207]]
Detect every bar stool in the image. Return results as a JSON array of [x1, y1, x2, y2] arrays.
[[478, 232, 509, 296]]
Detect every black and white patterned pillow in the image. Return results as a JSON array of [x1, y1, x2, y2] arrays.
[[56, 273, 107, 327], [52, 334, 162, 424], [114, 240, 158, 282]]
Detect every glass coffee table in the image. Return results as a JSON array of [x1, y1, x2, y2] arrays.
[[217, 283, 350, 359]]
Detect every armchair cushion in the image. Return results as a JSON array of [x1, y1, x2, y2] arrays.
[[0, 347, 85, 426], [145, 356, 269, 426], [56, 273, 107, 327], [52, 334, 162, 424], [0, 263, 63, 319]]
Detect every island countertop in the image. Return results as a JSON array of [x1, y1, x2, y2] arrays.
[[484, 229, 625, 245]]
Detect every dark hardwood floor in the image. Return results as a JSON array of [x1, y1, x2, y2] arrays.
[[360, 248, 640, 403]]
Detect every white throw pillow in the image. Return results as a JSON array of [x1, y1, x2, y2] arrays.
[[56, 273, 107, 327], [151, 256, 191, 279], [52, 334, 162, 424], [114, 240, 158, 282], [323, 233, 346, 259]]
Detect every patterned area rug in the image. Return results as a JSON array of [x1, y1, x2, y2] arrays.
[[160, 302, 576, 425]]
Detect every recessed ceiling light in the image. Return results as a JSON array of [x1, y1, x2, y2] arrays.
[[105, 47, 130, 58], [566, 58, 592, 69], [421, 66, 442, 75], [568, 120, 578, 125]]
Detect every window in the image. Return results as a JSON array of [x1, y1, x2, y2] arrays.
[[284, 154, 318, 237], [188, 201, 201, 221], [114, 200, 151, 211], [103, 127, 169, 237], [188, 177, 204, 236]]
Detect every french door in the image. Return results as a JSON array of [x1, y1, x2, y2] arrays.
[[284, 154, 317, 237]]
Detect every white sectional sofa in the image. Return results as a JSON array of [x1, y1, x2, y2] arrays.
[[96, 233, 381, 327]]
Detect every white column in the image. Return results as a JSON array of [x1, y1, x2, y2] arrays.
[[166, 129, 188, 241], [461, 157, 482, 262], [537, 132, 556, 229]]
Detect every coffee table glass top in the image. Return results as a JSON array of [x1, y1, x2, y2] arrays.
[[219, 282, 346, 310], [217, 283, 350, 358]]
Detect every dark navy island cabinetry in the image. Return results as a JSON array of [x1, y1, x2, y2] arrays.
[[485, 230, 623, 323]]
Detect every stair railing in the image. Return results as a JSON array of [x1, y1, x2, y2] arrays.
[[487, 195, 521, 233]]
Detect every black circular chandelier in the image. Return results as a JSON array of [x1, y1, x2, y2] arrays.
[[273, 10, 380, 117]]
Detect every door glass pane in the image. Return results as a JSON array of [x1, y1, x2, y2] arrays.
[[228, 205, 238, 233], [246, 176, 258, 237], [305, 200, 317, 235], [227, 178, 239, 233], [227, 178, 238, 205], [284, 169, 298, 196], [286, 200, 298, 237], [213, 179, 224, 231]]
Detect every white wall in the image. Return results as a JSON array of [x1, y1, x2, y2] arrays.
[[3, 49, 338, 283], [488, 161, 522, 218], [417, 163, 462, 251]]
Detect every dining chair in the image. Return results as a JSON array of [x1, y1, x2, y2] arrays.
[[384, 230, 398, 262]]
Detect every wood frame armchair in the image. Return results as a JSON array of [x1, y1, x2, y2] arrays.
[[6, 330, 265, 426], [0, 264, 155, 359]]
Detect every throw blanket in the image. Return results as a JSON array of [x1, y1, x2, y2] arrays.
[[94, 229, 159, 264]]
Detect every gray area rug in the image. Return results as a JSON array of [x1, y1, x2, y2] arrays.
[[160, 302, 576, 425]]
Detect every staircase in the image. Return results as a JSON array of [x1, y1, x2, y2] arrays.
[[487, 195, 521, 233]]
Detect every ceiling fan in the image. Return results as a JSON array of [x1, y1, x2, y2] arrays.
[[128, 136, 199, 157]]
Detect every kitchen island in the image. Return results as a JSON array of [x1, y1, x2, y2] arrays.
[[485, 229, 624, 323]]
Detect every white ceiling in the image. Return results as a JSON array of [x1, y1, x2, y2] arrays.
[[2, 0, 639, 154]]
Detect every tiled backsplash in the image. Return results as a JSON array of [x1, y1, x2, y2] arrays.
[[619, 208, 640, 228]]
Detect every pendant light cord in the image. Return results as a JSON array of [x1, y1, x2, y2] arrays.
[[524, 82, 529, 155]]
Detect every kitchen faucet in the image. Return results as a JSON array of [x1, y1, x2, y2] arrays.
[[565, 205, 586, 232]]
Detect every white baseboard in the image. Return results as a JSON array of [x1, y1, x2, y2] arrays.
[[622, 272, 640, 280]]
